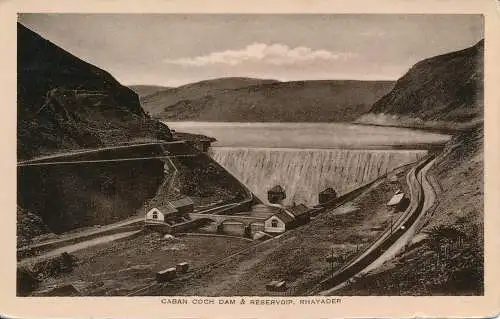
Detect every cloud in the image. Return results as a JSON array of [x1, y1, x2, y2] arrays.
[[164, 43, 356, 67]]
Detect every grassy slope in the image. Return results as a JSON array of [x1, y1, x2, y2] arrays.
[[339, 127, 483, 295], [139, 77, 280, 115], [141, 79, 395, 122], [358, 40, 483, 129]]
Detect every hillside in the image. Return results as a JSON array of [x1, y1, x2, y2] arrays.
[[129, 85, 171, 98], [17, 23, 173, 161], [139, 77, 280, 116], [358, 40, 484, 129], [339, 127, 483, 295], [16, 24, 246, 241], [141, 79, 395, 122], [338, 40, 485, 295]]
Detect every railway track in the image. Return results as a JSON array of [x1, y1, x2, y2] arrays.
[[126, 232, 284, 296], [306, 155, 435, 295], [126, 158, 431, 297]]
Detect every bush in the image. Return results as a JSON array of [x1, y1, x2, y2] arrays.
[[32, 252, 78, 278]]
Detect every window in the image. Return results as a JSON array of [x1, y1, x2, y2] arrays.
[[152, 212, 158, 219], [271, 219, 278, 228]]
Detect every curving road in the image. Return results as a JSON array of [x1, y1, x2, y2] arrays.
[[360, 157, 437, 274], [307, 155, 436, 295]]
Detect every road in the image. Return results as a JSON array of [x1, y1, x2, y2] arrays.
[[18, 230, 143, 267], [360, 157, 437, 274], [17, 141, 188, 165], [18, 146, 255, 263], [17, 216, 145, 257], [307, 155, 436, 295]]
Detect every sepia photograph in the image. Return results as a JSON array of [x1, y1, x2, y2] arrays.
[[14, 12, 487, 299]]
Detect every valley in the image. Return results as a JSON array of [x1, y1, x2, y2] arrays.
[[15, 20, 484, 298]]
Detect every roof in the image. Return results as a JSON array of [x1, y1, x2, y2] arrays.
[[387, 193, 405, 206], [266, 211, 295, 224], [320, 187, 337, 195], [287, 204, 310, 217], [243, 204, 281, 219], [151, 203, 178, 215], [170, 197, 194, 208], [246, 211, 278, 219], [268, 185, 285, 193]]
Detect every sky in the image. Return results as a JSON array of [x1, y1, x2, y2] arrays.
[[18, 14, 483, 87]]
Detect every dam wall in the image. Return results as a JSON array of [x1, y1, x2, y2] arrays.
[[209, 147, 427, 206]]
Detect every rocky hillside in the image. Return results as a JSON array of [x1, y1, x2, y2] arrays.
[[17, 23, 172, 161], [358, 40, 484, 129], [139, 79, 394, 122], [17, 24, 249, 239]]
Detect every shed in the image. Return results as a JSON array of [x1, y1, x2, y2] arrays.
[[268, 185, 286, 204], [287, 203, 311, 225], [266, 280, 287, 292], [319, 187, 337, 204], [274, 280, 287, 291], [386, 192, 409, 212], [266, 280, 280, 291], [288, 203, 309, 218], [156, 267, 177, 282], [176, 262, 189, 273], [387, 193, 405, 206], [264, 211, 294, 234], [170, 197, 194, 215], [145, 204, 178, 223]]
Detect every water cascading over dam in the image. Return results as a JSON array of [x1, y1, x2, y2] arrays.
[[209, 147, 427, 206]]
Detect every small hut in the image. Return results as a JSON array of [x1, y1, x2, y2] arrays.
[[145, 204, 178, 224], [287, 203, 311, 225], [264, 211, 294, 234], [386, 192, 409, 212], [170, 197, 194, 215], [319, 187, 337, 204], [268, 185, 286, 204]]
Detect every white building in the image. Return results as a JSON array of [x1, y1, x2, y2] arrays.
[[145, 203, 178, 224], [264, 211, 294, 233]]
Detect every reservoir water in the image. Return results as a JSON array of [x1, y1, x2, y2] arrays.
[[166, 122, 450, 205]]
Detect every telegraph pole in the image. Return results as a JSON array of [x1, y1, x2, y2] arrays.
[[326, 248, 336, 277], [330, 248, 334, 275], [390, 215, 394, 235]]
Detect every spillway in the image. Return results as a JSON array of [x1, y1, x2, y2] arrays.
[[209, 147, 427, 206]]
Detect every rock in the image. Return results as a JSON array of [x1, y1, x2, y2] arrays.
[[163, 234, 176, 241]]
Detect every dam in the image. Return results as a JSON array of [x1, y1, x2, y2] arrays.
[[209, 147, 427, 206], [167, 122, 450, 206]]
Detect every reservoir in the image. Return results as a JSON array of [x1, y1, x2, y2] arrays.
[[166, 122, 451, 205]]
